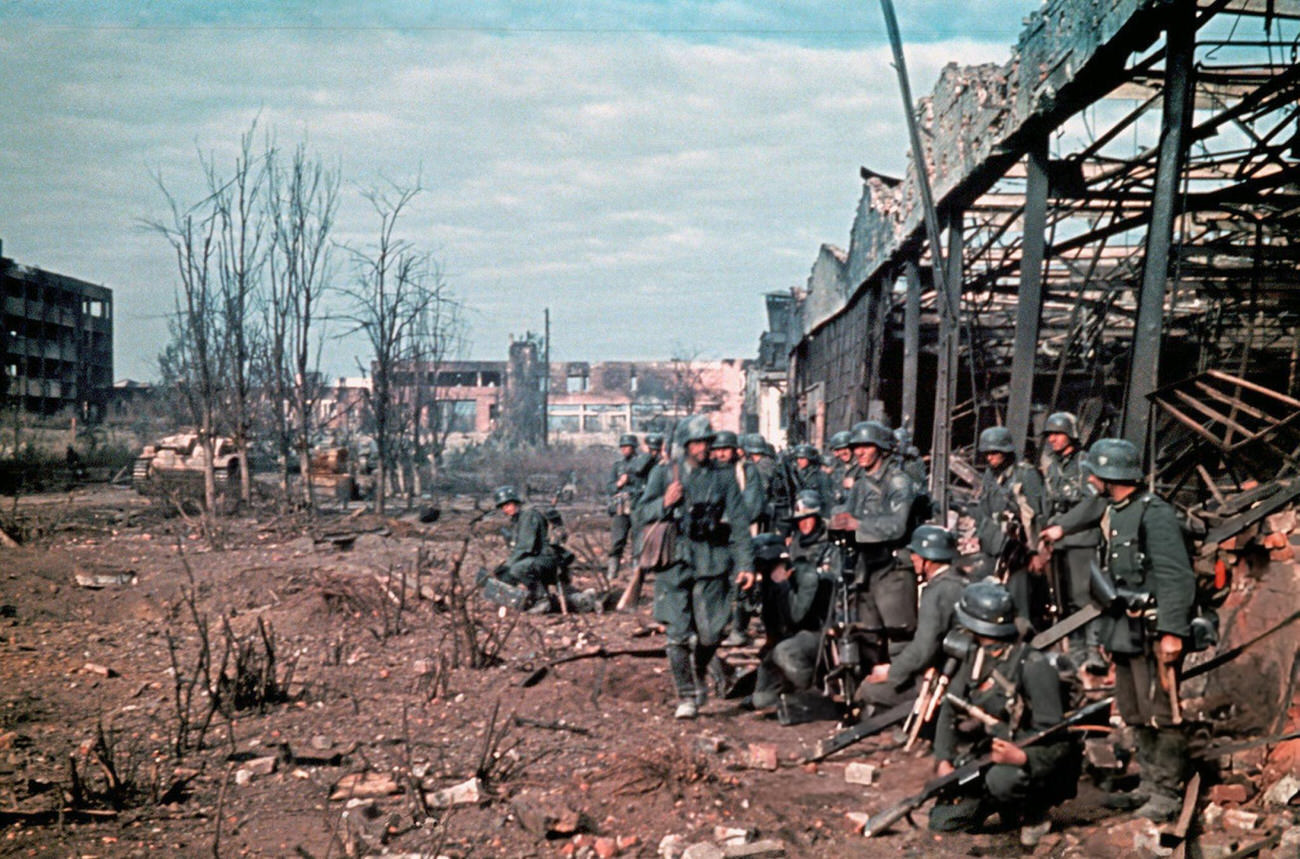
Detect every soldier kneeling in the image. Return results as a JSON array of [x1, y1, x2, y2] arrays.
[[480, 485, 561, 612], [928, 581, 1080, 848]]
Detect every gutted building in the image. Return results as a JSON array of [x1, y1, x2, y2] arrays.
[[1, 242, 114, 420]]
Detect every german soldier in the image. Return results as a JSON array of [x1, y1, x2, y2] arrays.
[[929, 582, 1079, 847], [714, 430, 766, 646], [859, 525, 965, 713], [1087, 438, 1195, 821], [637, 415, 754, 719], [485, 485, 559, 609], [645, 432, 666, 465], [744, 495, 836, 708], [607, 433, 651, 582], [973, 426, 1049, 628], [1037, 413, 1108, 673], [835, 420, 919, 665], [790, 443, 831, 513]]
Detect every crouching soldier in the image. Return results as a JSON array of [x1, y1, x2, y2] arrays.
[[1087, 438, 1195, 822], [744, 493, 836, 709], [929, 581, 1080, 848], [858, 524, 965, 715], [637, 415, 754, 719], [482, 485, 559, 610]]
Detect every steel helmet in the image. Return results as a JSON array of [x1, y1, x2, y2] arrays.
[[955, 581, 1018, 639], [1042, 412, 1079, 440], [493, 485, 523, 508], [751, 533, 790, 569], [908, 524, 957, 562], [676, 414, 714, 446], [740, 433, 765, 454], [791, 443, 818, 462], [792, 490, 823, 519], [618, 433, 638, 448], [828, 431, 852, 451], [977, 426, 1016, 454], [645, 432, 665, 451], [849, 420, 894, 451], [711, 430, 739, 450], [1086, 438, 1143, 482]]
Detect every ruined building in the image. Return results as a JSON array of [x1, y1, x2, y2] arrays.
[[1, 241, 114, 421], [783, 0, 1300, 505]]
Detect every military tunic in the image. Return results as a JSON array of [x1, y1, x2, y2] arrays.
[[975, 460, 1048, 626], [638, 456, 754, 700], [930, 641, 1078, 831], [608, 452, 652, 562], [753, 521, 836, 703], [1102, 491, 1195, 727], [847, 458, 919, 655], [860, 565, 966, 710], [498, 506, 559, 599], [1043, 447, 1106, 648]]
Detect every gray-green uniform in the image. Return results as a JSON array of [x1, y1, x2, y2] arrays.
[[847, 458, 918, 657], [929, 638, 1077, 832], [751, 523, 836, 707], [1043, 446, 1107, 656], [974, 459, 1048, 624], [858, 565, 965, 711], [607, 449, 652, 571], [497, 506, 559, 601], [637, 455, 753, 708], [1101, 488, 1195, 816]]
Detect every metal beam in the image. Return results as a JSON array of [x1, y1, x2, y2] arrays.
[[1006, 139, 1050, 454], [1123, 3, 1197, 454], [901, 260, 921, 432]]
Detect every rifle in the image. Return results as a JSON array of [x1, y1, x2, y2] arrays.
[[862, 695, 1113, 837], [803, 698, 914, 763]]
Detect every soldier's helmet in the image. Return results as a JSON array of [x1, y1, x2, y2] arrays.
[[676, 414, 715, 447], [849, 420, 895, 451], [908, 524, 957, 562], [792, 443, 818, 462], [828, 431, 852, 451], [493, 485, 523, 508], [955, 581, 1018, 639], [618, 433, 638, 448], [751, 533, 790, 570], [893, 426, 913, 447], [740, 433, 766, 454], [1042, 412, 1079, 440], [711, 430, 739, 450], [645, 432, 665, 451], [761, 441, 778, 458], [1086, 438, 1143, 482], [792, 490, 823, 520], [977, 426, 1017, 454]]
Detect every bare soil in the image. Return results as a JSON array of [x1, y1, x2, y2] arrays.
[[0, 484, 1292, 858]]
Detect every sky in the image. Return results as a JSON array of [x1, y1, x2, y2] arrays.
[[1, 1, 1027, 382]]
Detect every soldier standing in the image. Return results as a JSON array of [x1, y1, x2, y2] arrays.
[[645, 432, 666, 465], [637, 415, 754, 719], [790, 443, 831, 513], [834, 420, 919, 663], [929, 581, 1079, 847], [973, 426, 1049, 628], [1086, 438, 1195, 822], [743, 495, 836, 708], [744, 434, 779, 532], [484, 485, 559, 609], [1037, 413, 1108, 673], [607, 433, 651, 583], [859, 525, 965, 714], [714, 430, 766, 646], [894, 425, 929, 488]]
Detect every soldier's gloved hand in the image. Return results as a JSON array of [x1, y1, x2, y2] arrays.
[[736, 570, 757, 591], [990, 737, 1028, 767], [1157, 633, 1183, 664], [663, 480, 684, 507]]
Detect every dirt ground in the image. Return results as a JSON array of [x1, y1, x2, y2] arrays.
[[0, 484, 1296, 858]]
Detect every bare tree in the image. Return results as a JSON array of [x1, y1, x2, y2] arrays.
[[207, 122, 269, 507], [403, 280, 466, 500], [339, 180, 442, 515], [265, 141, 339, 509], [146, 183, 223, 520]]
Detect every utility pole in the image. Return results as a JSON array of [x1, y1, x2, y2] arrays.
[[880, 0, 959, 521], [543, 308, 550, 448]]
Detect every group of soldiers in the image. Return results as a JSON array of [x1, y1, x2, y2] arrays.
[[479, 411, 1200, 845]]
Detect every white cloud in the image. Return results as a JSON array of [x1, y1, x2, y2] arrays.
[[0, 19, 1011, 378]]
